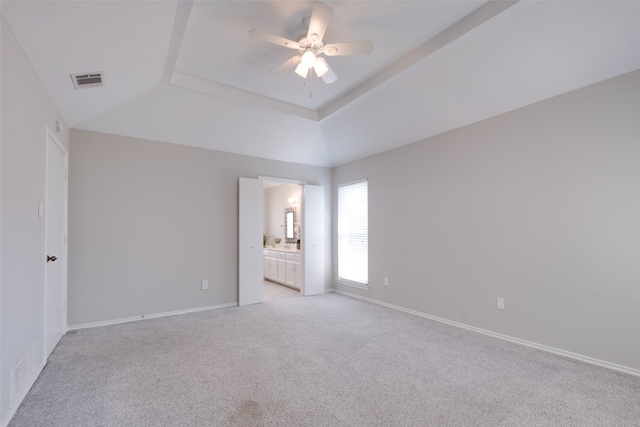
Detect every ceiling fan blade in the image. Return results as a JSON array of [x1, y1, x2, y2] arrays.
[[269, 56, 301, 74], [249, 29, 300, 50], [323, 41, 374, 56], [321, 63, 337, 84], [307, 3, 332, 42]]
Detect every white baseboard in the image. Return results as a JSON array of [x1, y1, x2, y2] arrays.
[[1, 360, 46, 427], [333, 289, 640, 378], [68, 302, 238, 331]]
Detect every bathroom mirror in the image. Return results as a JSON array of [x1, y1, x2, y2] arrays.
[[284, 208, 297, 244]]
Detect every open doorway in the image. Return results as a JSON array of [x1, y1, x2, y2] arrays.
[[238, 176, 324, 306], [262, 180, 302, 300]]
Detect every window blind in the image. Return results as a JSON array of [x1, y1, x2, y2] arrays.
[[338, 179, 368, 285]]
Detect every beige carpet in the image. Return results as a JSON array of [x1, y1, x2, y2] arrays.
[[9, 292, 640, 426]]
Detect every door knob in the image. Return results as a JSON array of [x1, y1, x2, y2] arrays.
[[47, 255, 57, 262]]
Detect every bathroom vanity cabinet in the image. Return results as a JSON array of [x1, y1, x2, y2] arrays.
[[263, 248, 302, 290]]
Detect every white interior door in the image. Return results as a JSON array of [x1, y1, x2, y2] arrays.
[[45, 132, 67, 357], [238, 177, 264, 306], [302, 185, 325, 296]]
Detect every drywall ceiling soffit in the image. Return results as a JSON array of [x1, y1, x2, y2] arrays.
[[75, 84, 332, 167], [1, 0, 178, 127], [2, 1, 640, 168]]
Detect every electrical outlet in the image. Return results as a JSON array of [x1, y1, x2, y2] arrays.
[[384, 277, 389, 286], [201, 280, 209, 290], [497, 297, 505, 310]]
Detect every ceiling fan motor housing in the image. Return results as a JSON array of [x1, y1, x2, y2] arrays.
[[297, 33, 324, 53]]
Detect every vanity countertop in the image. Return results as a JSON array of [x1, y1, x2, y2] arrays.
[[264, 246, 300, 253]]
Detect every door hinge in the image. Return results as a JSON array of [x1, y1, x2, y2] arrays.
[[62, 301, 67, 311], [65, 171, 68, 180], [64, 236, 67, 246]]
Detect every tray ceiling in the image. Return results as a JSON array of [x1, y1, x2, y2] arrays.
[[2, 1, 639, 167]]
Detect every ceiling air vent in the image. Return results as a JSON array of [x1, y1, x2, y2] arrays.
[[71, 72, 104, 89]]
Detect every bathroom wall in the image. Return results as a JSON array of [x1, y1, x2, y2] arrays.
[[264, 184, 301, 245]]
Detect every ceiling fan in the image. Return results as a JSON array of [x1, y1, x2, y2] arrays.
[[249, 3, 373, 84]]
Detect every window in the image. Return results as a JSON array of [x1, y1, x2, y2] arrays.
[[338, 179, 368, 288]]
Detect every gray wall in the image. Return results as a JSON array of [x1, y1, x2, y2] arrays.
[[0, 15, 70, 422], [68, 130, 332, 326], [333, 70, 640, 371]]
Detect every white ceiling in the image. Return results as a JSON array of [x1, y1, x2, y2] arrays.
[[2, 1, 639, 167]]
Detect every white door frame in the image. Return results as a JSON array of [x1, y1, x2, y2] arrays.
[[44, 126, 68, 357], [258, 176, 308, 187]]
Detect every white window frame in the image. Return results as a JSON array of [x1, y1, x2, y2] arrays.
[[337, 178, 368, 290]]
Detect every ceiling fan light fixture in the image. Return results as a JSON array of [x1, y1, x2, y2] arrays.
[[322, 67, 338, 84], [313, 57, 329, 78], [301, 50, 316, 68], [250, 2, 371, 87], [295, 63, 309, 78]]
